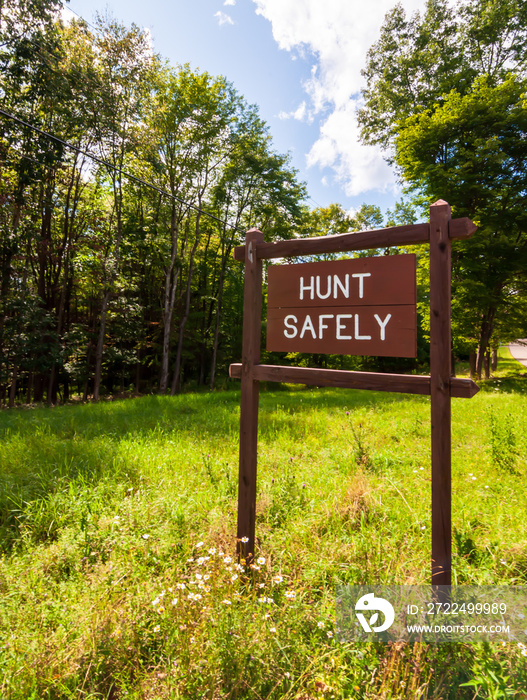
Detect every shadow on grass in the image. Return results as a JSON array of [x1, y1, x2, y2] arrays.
[[477, 348, 527, 394], [0, 430, 141, 552], [0, 387, 425, 552], [0, 386, 426, 441], [0, 357, 521, 553]]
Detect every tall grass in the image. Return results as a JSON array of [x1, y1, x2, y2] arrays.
[[0, 352, 526, 698]]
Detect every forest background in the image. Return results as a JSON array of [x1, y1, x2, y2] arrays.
[[1, 0, 526, 408]]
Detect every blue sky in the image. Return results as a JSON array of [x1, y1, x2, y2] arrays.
[[64, 0, 426, 216]]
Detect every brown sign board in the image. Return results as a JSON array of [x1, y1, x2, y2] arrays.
[[266, 254, 417, 358], [232, 207, 479, 585]]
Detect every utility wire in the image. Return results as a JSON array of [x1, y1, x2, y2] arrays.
[[63, 4, 100, 33], [0, 107, 242, 233]]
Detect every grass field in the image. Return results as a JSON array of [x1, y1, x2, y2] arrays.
[[0, 348, 526, 698]]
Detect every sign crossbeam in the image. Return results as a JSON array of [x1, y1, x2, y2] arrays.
[[230, 202, 478, 585], [232, 217, 477, 261], [229, 363, 479, 398]]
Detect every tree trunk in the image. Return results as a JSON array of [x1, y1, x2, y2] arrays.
[[484, 350, 491, 379], [170, 210, 203, 395], [47, 367, 56, 406], [93, 289, 110, 401], [8, 364, 18, 408], [159, 263, 180, 394], [491, 346, 498, 371], [26, 372, 33, 404], [209, 277, 225, 391], [34, 374, 44, 403], [475, 307, 497, 380], [83, 341, 93, 401], [469, 352, 477, 378]]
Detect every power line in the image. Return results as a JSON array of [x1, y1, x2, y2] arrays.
[[0, 107, 242, 233], [62, 5, 99, 34]]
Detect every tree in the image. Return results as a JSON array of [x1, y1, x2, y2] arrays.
[[0, 5, 309, 404], [359, 0, 527, 378], [88, 16, 158, 400], [205, 112, 306, 388], [359, 0, 527, 151]]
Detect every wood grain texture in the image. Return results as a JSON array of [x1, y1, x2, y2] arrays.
[[267, 255, 416, 308], [449, 217, 478, 240], [236, 229, 264, 564], [229, 363, 479, 398], [232, 216, 476, 262], [233, 223, 430, 261], [429, 200, 452, 586], [266, 305, 417, 357]]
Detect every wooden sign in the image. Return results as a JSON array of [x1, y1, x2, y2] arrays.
[[229, 205, 480, 587], [266, 255, 416, 357]]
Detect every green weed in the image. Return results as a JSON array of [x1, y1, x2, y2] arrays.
[[488, 410, 521, 474], [0, 379, 525, 697]]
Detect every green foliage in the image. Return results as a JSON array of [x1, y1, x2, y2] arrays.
[[0, 8, 308, 404], [359, 0, 527, 375], [488, 410, 521, 474], [461, 642, 527, 699]]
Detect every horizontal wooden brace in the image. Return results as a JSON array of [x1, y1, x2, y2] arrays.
[[232, 217, 477, 262], [229, 363, 480, 399]]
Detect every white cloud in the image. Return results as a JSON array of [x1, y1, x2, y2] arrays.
[[214, 11, 234, 26], [278, 101, 313, 123], [306, 99, 396, 196], [252, 0, 426, 196], [224, 0, 236, 5]]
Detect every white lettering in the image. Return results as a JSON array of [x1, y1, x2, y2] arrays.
[[316, 275, 332, 300], [354, 315, 371, 340], [374, 313, 392, 341], [283, 315, 298, 338], [333, 274, 349, 299], [352, 272, 371, 299], [336, 314, 352, 340], [318, 314, 334, 339], [300, 315, 317, 339], [300, 276, 314, 301]]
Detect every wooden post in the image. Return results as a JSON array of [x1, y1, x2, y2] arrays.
[[236, 229, 264, 563], [231, 207, 476, 584], [429, 201, 452, 585]]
